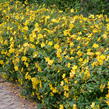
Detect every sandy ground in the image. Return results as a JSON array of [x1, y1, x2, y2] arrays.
[[0, 78, 37, 109]]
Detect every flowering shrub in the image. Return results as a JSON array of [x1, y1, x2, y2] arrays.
[[0, 0, 109, 109]]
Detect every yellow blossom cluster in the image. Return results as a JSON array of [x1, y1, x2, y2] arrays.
[[0, 0, 109, 109]]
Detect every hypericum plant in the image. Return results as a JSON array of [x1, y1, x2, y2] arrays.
[[0, 0, 109, 109]]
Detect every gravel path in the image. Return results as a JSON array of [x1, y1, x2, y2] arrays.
[[0, 78, 37, 109]]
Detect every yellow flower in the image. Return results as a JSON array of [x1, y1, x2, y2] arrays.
[[71, 34, 77, 38], [70, 72, 75, 78], [48, 41, 53, 46], [35, 23, 39, 27], [24, 62, 29, 67], [95, 52, 101, 55], [33, 52, 38, 58], [72, 65, 78, 70], [41, 42, 45, 47], [45, 57, 50, 62], [35, 63, 42, 72], [48, 59, 54, 65], [14, 66, 19, 71], [79, 58, 83, 62], [70, 42, 74, 47], [64, 78, 69, 83], [54, 44, 60, 49], [96, 55, 106, 65], [70, 9, 74, 13], [102, 34, 108, 39], [0, 60, 4, 65], [89, 15, 95, 18], [45, 57, 54, 65], [106, 92, 109, 98], [24, 0, 28, 5], [23, 26, 28, 31], [63, 30, 70, 36], [31, 77, 40, 89], [63, 85, 69, 91], [49, 84, 58, 93], [64, 91, 69, 98], [84, 70, 91, 79], [90, 102, 95, 108], [67, 63, 71, 68], [24, 21, 29, 26], [15, 58, 20, 62], [21, 56, 27, 62], [69, 23, 75, 29], [4, 40, 8, 45], [29, 36, 34, 42], [98, 60, 103, 65], [52, 87, 58, 93], [23, 43, 29, 47], [9, 48, 15, 53], [77, 50, 83, 56], [92, 43, 99, 48], [59, 104, 64, 109], [74, 80, 78, 84], [93, 29, 98, 33], [25, 72, 31, 80], [87, 52, 94, 56], [50, 92, 54, 96], [51, 19, 59, 23], [62, 74, 66, 79], [56, 49, 62, 58], [73, 104, 78, 109], [60, 81, 64, 86], [38, 34, 43, 39], [106, 24, 109, 31], [30, 44, 35, 48], [100, 55, 105, 60]]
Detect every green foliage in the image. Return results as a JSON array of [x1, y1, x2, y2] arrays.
[[80, 0, 109, 16], [0, 0, 8, 3], [19, 0, 109, 16]]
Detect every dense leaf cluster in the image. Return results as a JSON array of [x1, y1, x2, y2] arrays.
[[19, 0, 109, 16]]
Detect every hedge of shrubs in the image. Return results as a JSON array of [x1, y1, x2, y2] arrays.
[[0, 0, 109, 109], [19, 0, 109, 16]]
